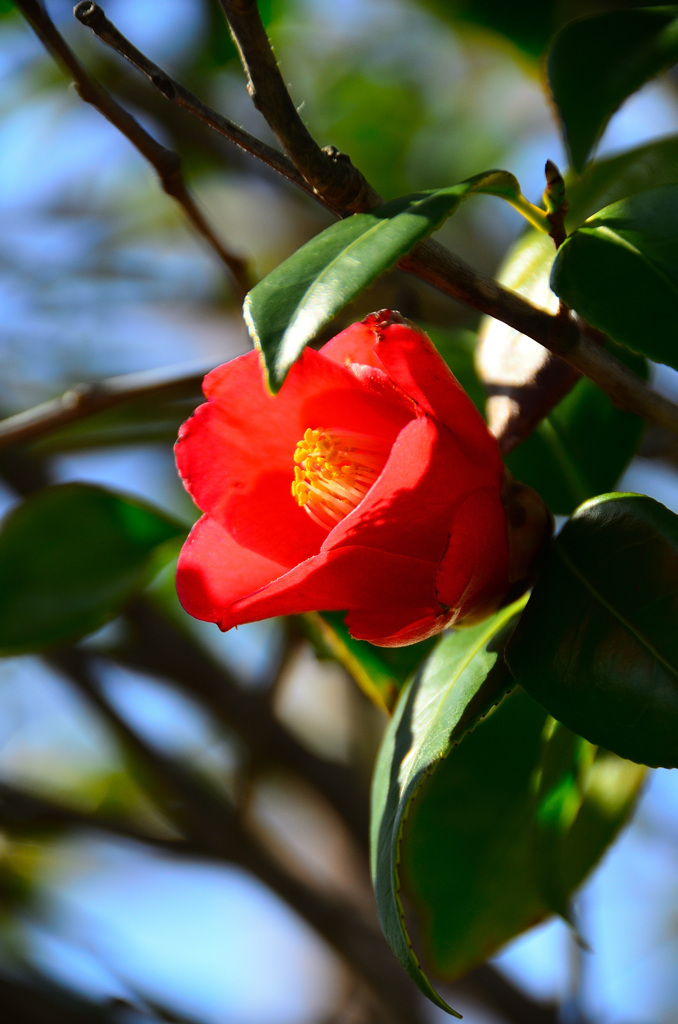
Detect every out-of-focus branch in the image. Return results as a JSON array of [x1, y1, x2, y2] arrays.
[[44, 646, 429, 1024], [0, 365, 206, 451], [117, 600, 371, 846], [0, 779, 196, 857], [15, 0, 252, 297]]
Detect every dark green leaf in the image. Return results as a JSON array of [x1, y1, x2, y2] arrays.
[[244, 171, 543, 391], [551, 184, 678, 370], [401, 693, 643, 979], [370, 601, 525, 1016], [0, 484, 185, 655], [507, 493, 678, 768], [547, 8, 678, 172]]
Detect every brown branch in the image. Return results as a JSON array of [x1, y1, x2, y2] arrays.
[[218, 0, 377, 211], [0, 778, 197, 857], [15, 0, 252, 298], [116, 598, 371, 847], [45, 646, 429, 1024], [401, 242, 678, 443], [0, 364, 207, 451]]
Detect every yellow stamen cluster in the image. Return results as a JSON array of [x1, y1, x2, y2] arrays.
[[292, 427, 390, 530]]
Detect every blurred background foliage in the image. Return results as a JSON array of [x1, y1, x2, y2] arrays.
[[1, 0, 678, 1022]]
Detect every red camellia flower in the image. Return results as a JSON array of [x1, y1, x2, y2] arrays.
[[175, 311, 512, 647]]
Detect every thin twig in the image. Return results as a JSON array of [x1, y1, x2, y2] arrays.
[[73, 1, 317, 201], [0, 778, 197, 857], [15, 0, 252, 297], [218, 0, 378, 211], [0, 364, 207, 451]]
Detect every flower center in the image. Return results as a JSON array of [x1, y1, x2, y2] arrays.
[[291, 427, 390, 530]]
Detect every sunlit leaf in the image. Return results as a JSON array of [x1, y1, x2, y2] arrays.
[[370, 601, 525, 1016], [0, 484, 185, 655], [244, 171, 547, 391], [547, 7, 678, 172], [507, 493, 678, 768]]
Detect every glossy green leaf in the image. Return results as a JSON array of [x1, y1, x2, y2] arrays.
[[551, 185, 678, 370], [305, 612, 435, 713], [244, 170, 547, 391], [547, 7, 678, 173], [370, 601, 525, 1016], [0, 484, 185, 655], [401, 693, 644, 981], [507, 493, 678, 768]]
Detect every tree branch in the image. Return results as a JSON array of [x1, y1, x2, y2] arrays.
[[116, 599, 371, 847], [72, 1, 319, 202], [44, 646, 430, 1024], [0, 364, 206, 451], [218, 0, 378, 211], [218, 0, 678, 444], [15, 0, 252, 297], [70, 0, 678, 446]]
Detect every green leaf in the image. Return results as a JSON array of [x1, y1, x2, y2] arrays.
[[0, 484, 185, 655], [551, 184, 678, 370], [305, 612, 435, 713], [400, 693, 643, 980], [372, 600, 644, 1008], [547, 7, 678, 173], [506, 493, 678, 768], [370, 601, 525, 1016], [244, 171, 547, 391]]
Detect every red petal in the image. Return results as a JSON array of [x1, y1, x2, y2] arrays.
[[320, 319, 384, 369], [220, 545, 438, 631], [344, 606, 449, 647], [435, 488, 510, 618], [375, 323, 503, 471], [325, 416, 496, 564], [176, 348, 412, 567], [176, 515, 285, 623]]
